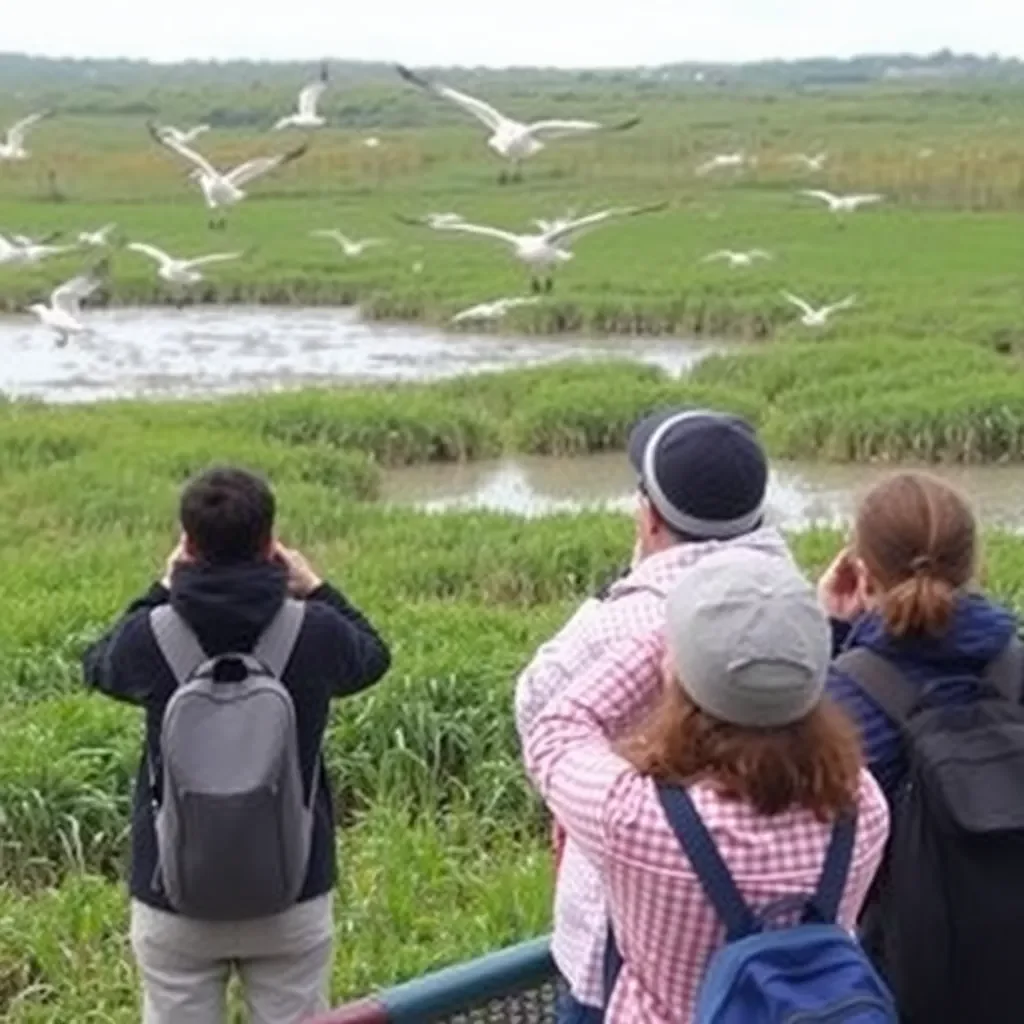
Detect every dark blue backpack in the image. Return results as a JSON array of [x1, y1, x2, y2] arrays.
[[605, 784, 897, 1023]]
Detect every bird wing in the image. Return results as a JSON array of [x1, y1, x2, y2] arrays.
[[225, 142, 309, 186], [147, 122, 220, 178], [782, 292, 816, 316], [185, 251, 244, 269], [826, 295, 857, 314], [396, 214, 522, 248], [450, 302, 489, 323], [527, 116, 639, 140], [51, 261, 107, 315], [702, 250, 730, 262], [298, 63, 329, 116], [750, 249, 772, 259], [182, 124, 211, 143], [396, 65, 509, 132], [801, 190, 836, 204], [6, 110, 50, 147], [851, 194, 883, 204], [312, 229, 351, 246], [127, 242, 175, 268], [545, 202, 667, 246]]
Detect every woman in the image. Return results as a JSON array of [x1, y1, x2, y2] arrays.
[[820, 471, 1019, 800], [524, 547, 889, 1023]]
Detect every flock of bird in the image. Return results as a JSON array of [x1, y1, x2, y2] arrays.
[[0, 63, 887, 343]]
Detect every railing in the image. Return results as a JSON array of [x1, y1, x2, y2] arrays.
[[308, 935, 559, 1023]]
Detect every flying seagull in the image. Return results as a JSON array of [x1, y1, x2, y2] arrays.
[[787, 152, 828, 172], [0, 232, 75, 266], [77, 223, 118, 248], [782, 291, 857, 327], [800, 190, 883, 214], [696, 152, 751, 176], [0, 111, 51, 161], [310, 230, 386, 258], [363, 136, 381, 148], [274, 63, 329, 130], [396, 65, 640, 183], [451, 296, 541, 324], [156, 124, 211, 146], [147, 122, 309, 228], [703, 249, 772, 268], [398, 202, 667, 292], [27, 260, 109, 347], [127, 243, 244, 285]]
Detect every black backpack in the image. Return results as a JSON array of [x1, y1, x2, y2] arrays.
[[835, 638, 1024, 1024]]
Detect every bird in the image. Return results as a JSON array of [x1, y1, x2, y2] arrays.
[[450, 296, 541, 324], [155, 124, 211, 146], [398, 203, 667, 293], [0, 232, 75, 265], [77, 223, 118, 248], [396, 65, 640, 183], [800, 190, 883, 214], [782, 291, 857, 327], [127, 242, 244, 286], [273, 62, 329, 130], [787, 151, 828, 172], [0, 111, 51, 161], [311, 230, 386, 258], [696, 152, 751, 176], [147, 122, 309, 228], [363, 137, 381, 148], [703, 249, 772, 268], [27, 259, 108, 347]]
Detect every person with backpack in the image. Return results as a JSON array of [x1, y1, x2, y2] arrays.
[[523, 547, 893, 1024], [515, 408, 792, 1022], [83, 466, 391, 1024], [820, 471, 1024, 1024]]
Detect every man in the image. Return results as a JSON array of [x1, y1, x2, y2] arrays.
[[515, 408, 792, 1022], [83, 466, 391, 1024]]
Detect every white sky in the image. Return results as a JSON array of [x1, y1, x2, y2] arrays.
[[5, 1, 1023, 67]]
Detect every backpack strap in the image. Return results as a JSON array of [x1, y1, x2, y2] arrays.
[[149, 605, 208, 686], [805, 811, 857, 924], [656, 783, 758, 941], [253, 599, 306, 678]]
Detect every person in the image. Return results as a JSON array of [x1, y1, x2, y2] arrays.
[[522, 548, 890, 1023], [515, 407, 793, 1022], [820, 471, 1024, 1022], [83, 466, 391, 1024]]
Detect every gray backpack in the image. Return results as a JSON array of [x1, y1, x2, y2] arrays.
[[149, 599, 315, 921]]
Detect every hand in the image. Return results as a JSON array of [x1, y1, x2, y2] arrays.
[[818, 547, 866, 622], [272, 542, 323, 598], [161, 536, 190, 590]]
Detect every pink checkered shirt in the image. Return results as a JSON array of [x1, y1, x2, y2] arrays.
[[514, 529, 795, 1006], [522, 632, 890, 1023]]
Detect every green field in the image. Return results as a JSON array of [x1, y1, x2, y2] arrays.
[[4, 63, 1024, 1020]]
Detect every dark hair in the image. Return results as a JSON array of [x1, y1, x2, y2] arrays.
[[617, 684, 861, 819], [854, 472, 976, 637], [180, 467, 275, 565]]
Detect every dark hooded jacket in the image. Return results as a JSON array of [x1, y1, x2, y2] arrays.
[[82, 560, 390, 912]]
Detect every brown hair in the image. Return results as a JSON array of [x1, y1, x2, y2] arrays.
[[617, 684, 861, 819], [854, 472, 976, 638]]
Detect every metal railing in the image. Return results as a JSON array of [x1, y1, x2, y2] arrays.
[[308, 936, 559, 1024]]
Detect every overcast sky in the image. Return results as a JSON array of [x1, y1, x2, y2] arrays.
[[5, 1, 1022, 67]]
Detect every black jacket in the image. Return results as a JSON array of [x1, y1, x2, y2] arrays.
[[82, 560, 391, 911]]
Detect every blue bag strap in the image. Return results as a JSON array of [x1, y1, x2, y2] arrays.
[[805, 810, 857, 924], [655, 783, 758, 941]]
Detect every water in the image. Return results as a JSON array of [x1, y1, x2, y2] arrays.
[[0, 306, 719, 403], [381, 453, 1024, 532]]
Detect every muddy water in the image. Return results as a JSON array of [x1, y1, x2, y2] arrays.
[[381, 453, 1024, 532], [0, 306, 720, 403]]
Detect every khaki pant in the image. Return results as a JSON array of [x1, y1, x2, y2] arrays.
[[130, 895, 333, 1024]]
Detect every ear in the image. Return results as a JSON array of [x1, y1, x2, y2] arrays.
[[182, 533, 198, 559]]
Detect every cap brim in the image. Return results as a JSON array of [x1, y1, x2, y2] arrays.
[[627, 409, 682, 472]]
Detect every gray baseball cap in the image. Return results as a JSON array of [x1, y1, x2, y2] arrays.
[[665, 547, 830, 728]]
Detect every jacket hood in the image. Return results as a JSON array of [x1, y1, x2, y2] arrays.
[[169, 560, 288, 655], [851, 591, 1017, 671]]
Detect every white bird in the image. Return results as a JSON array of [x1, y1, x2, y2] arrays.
[[156, 124, 211, 146], [127, 242, 244, 286], [703, 248, 772, 268], [147, 122, 309, 229], [0, 232, 74, 266], [27, 260, 108, 347], [782, 292, 857, 327], [77, 223, 118, 248], [0, 111, 50, 161], [399, 203, 667, 292], [396, 65, 640, 182], [451, 296, 541, 324], [274, 63, 329, 130], [311, 230, 385, 258], [787, 151, 828, 172], [696, 152, 751, 176], [800, 190, 884, 214], [363, 137, 381, 148]]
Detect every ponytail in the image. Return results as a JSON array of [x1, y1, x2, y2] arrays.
[[881, 573, 956, 637]]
